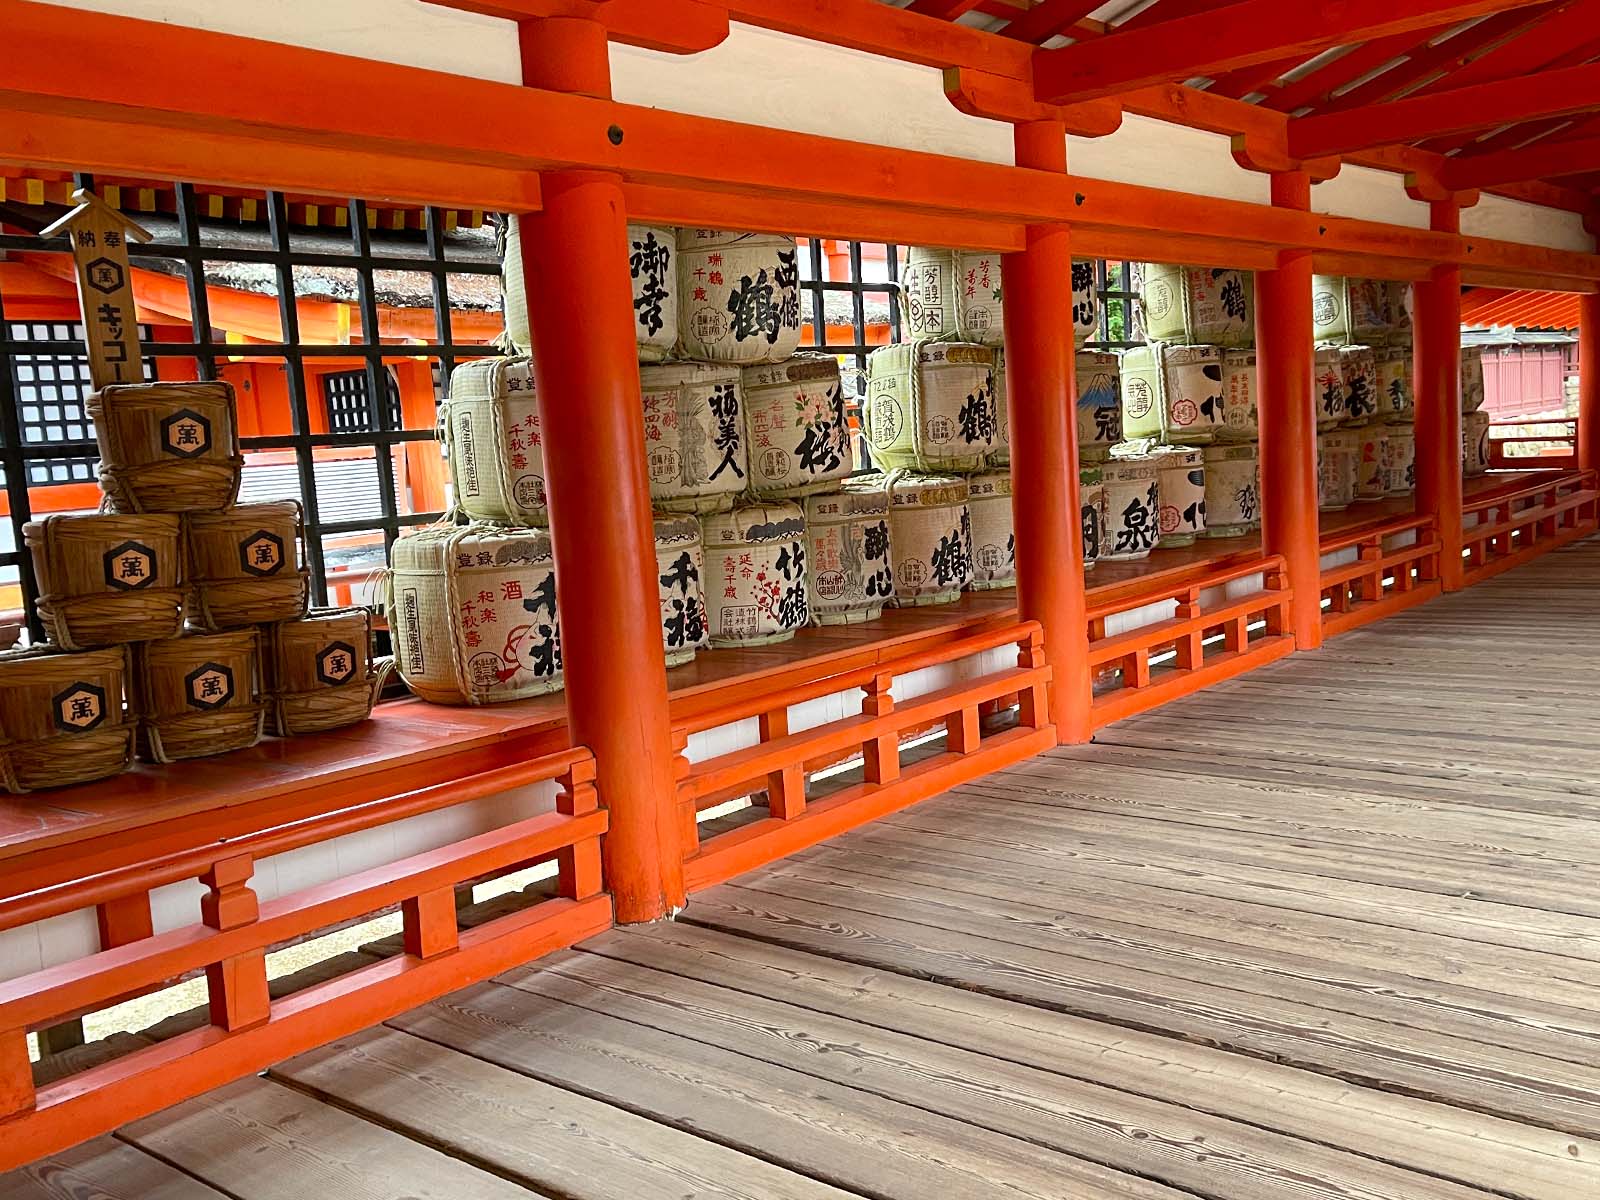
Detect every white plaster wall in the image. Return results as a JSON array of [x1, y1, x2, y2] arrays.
[[1314, 165, 1429, 231]]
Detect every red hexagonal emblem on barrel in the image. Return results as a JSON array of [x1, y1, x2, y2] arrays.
[[160, 409, 212, 459], [52, 681, 107, 732], [184, 662, 235, 710], [104, 540, 157, 590], [239, 530, 285, 577], [315, 641, 357, 686]]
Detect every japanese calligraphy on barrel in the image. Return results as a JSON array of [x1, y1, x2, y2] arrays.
[[442, 356, 547, 525], [1120, 343, 1226, 445], [654, 514, 710, 667], [740, 355, 854, 497], [864, 340, 998, 472], [639, 361, 749, 513], [700, 503, 810, 646], [966, 471, 1016, 590], [846, 473, 971, 606], [677, 230, 802, 364], [1203, 443, 1260, 538], [803, 490, 893, 626], [1138, 264, 1254, 348]]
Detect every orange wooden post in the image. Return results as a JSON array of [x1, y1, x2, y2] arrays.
[[1580, 290, 1600, 475], [1002, 121, 1091, 744], [759, 708, 805, 820], [515, 16, 684, 922], [199, 855, 270, 1032], [402, 888, 459, 959], [1415, 199, 1466, 592], [556, 759, 605, 900], [0, 1028, 32, 1119], [1255, 171, 1323, 650], [861, 672, 899, 784]]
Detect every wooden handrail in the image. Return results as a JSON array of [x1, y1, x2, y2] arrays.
[[1320, 514, 1432, 556], [1086, 554, 1285, 622]]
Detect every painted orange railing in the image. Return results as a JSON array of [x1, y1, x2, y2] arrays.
[[0, 746, 610, 1170], [1087, 556, 1295, 727], [1462, 469, 1600, 586], [678, 620, 1055, 891], [1487, 418, 1578, 470], [1320, 513, 1442, 637]]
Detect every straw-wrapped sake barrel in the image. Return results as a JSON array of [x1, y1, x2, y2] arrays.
[[1317, 431, 1359, 511], [1377, 348, 1414, 423], [1461, 346, 1487, 412], [1340, 347, 1381, 426], [1076, 351, 1122, 462], [1464, 409, 1491, 476], [966, 472, 1015, 590], [989, 348, 1010, 467], [184, 501, 309, 631], [1311, 276, 1394, 347], [1139, 265, 1255, 348], [1220, 350, 1258, 441], [263, 607, 384, 736], [847, 473, 971, 606], [1314, 348, 1347, 431], [803, 490, 893, 625], [132, 630, 263, 763], [901, 247, 1005, 345], [89, 381, 242, 514], [1102, 458, 1161, 561], [1203, 443, 1260, 538], [1154, 447, 1207, 547], [1120, 343, 1226, 445], [1356, 427, 1390, 501], [863, 341, 997, 472], [700, 503, 809, 646], [502, 217, 679, 362], [1080, 466, 1106, 570], [677, 229, 802, 364], [387, 525, 562, 705], [740, 356, 853, 497], [0, 647, 132, 793], [1071, 260, 1100, 347], [1385, 424, 1417, 496], [639, 361, 749, 513], [654, 514, 710, 667], [440, 356, 546, 525], [25, 513, 185, 650]]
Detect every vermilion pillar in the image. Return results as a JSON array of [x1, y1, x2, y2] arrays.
[[1002, 120, 1091, 743], [1579, 290, 1600, 474], [1414, 200, 1465, 592], [517, 17, 685, 922], [1255, 172, 1323, 650]]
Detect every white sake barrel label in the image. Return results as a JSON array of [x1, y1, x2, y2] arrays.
[[1076, 352, 1122, 448], [958, 253, 1002, 341], [628, 227, 675, 346], [1071, 261, 1098, 344], [679, 230, 802, 363]]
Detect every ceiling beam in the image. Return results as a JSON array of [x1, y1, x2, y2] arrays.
[[904, 0, 987, 19], [1289, 60, 1600, 158], [996, 0, 1103, 45], [1031, 0, 1550, 105], [1258, 25, 1461, 113], [1440, 134, 1600, 188]]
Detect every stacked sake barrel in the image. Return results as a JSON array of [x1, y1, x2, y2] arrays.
[[1108, 263, 1260, 558], [1311, 275, 1417, 509], [1461, 346, 1491, 478], [6, 378, 362, 792]]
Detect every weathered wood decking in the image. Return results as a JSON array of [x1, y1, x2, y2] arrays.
[[9, 539, 1600, 1199]]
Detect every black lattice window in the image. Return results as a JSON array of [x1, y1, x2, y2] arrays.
[[322, 367, 402, 434], [1089, 261, 1142, 351]]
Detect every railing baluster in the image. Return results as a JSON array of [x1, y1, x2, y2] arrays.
[[200, 855, 270, 1032], [946, 705, 980, 754], [672, 728, 699, 856], [96, 891, 154, 950], [1173, 587, 1203, 669], [0, 1027, 35, 1120], [1017, 628, 1049, 728], [402, 887, 459, 959], [556, 761, 604, 899], [759, 708, 805, 820], [861, 672, 899, 785]]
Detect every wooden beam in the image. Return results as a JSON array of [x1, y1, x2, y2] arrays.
[[1442, 134, 1600, 189], [1259, 25, 1462, 113], [1290, 60, 1600, 158], [422, 0, 729, 53], [905, 0, 986, 18], [1031, 0, 1549, 105], [996, 0, 1101, 44]]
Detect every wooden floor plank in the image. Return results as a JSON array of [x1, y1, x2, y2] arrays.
[[0, 1135, 228, 1200]]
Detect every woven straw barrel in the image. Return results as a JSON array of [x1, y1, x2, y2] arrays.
[[441, 356, 546, 525], [988, 348, 1010, 467], [1221, 350, 1258, 441], [1356, 428, 1390, 501], [1311, 276, 1394, 347], [640, 361, 749, 513], [185, 502, 309, 631], [677, 230, 801, 364], [1120, 343, 1226, 445], [1377, 349, 1414, 423], [1080, 466, 1106, 570], [654, 515, 710, 666], [1076, 351, 1122, 462], [1463, 409, 1491, 477], [1317, 431, 1359, 511], [88, 381, 241, 513], [387, 525, 562, 705], [1139, 265, 1255, 348], [0, 647, 132, 793], [700, 503, 809, 646], [846, 473, 971, 606], [1071, 260, 1099, 347], [1155, 447, 1207, 546], [1339, 347, 1380, 426], [1388, 281, 1414, 340], [263, 607, 384, 736], [740, 356, 854, 497], [1102, 458, 1161, 561], [966, 471, 1015, 590], [1385, 424, 1417, 496], [803, 490, 893, 625], [132, 630, 263, 763], [864, 341, 997, 472], [1314, 348, 1347, 431], [956, 251, 1005, 345], [25, 513, 185, 649], [901, 248, 960, 341], [1203, 443, 1260, 537], [1460, 347, 1487, 413], [502, 217, 679, 362]]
